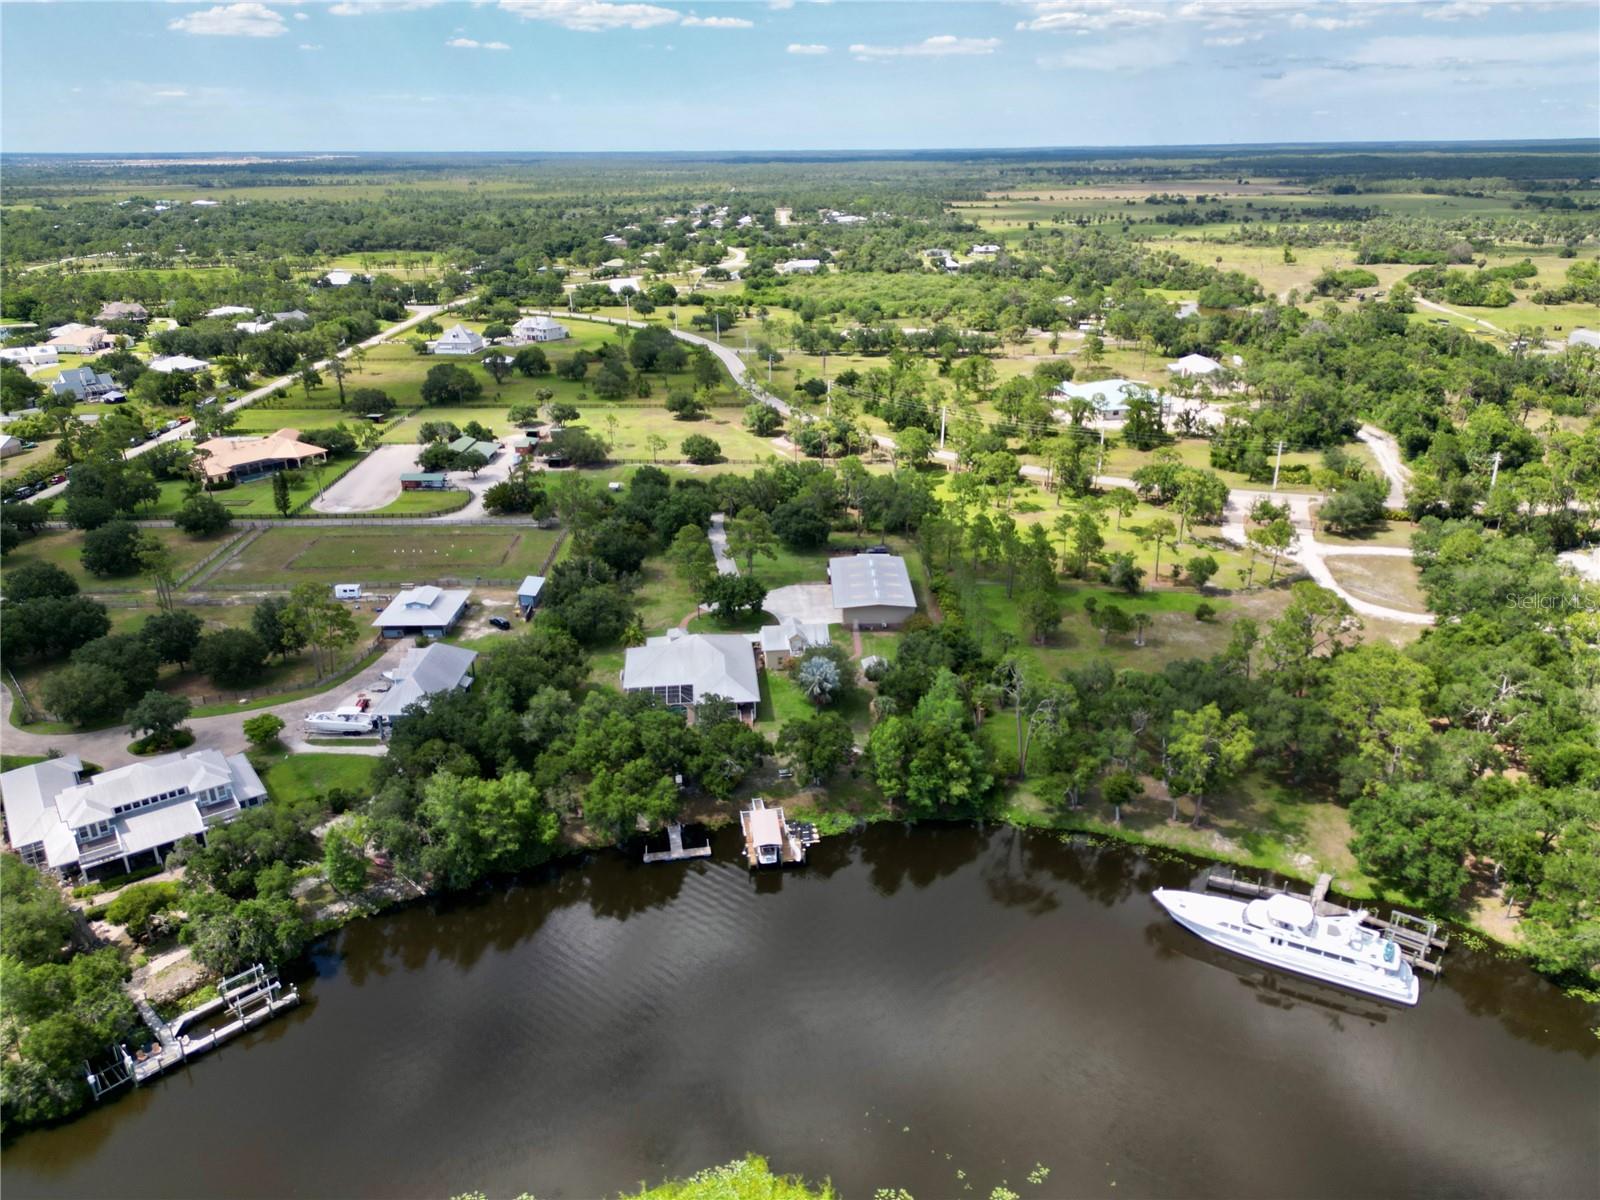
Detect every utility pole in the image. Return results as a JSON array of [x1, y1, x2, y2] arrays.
[[767, 353, 773, 384], [1097, 426, 1106, 477], [1271, 439, 1285, 492], [714, 313, 721, 344], [939, 404, 947, 451], [1489, 450, 1502, 489]]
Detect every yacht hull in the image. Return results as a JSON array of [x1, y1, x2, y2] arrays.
[[1154, 888, 1419, 1006]]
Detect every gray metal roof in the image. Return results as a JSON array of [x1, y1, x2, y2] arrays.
[[622, 631, 760, 706], [828, 554, 915, 612], [372, 642, 477, 720]]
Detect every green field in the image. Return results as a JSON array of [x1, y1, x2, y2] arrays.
[[140, 454, 365, 516], [4, 527, 233, 593], [207, 525, 562, 588]]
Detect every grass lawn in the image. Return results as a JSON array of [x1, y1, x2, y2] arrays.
[[370, 488, 471, 515], [1322, 554, 1429, 614], [258, 752, 377, 806], [4, 527, 232, 594], [634, 556, 701, 633], [139, 454, 364, 517], [1314, 519, 1419, 549], [208, 525, 562, 589], [759, 668, 874, 737]]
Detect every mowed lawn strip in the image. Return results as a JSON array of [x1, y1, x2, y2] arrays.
[[208, 526, 562, 588], [5, 528, 234, 594]]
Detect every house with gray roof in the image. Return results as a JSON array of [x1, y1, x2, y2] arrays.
[[429, 324, 485, 355], [370, 642, 477, 725], [51, 366, 121, 401], [96, 301, 149, 323], [1, 751, 267, 880], [758, 616, 830, 668], [829, 554, 918, 629], [622, 629, 760, 720], [371, 585, 470, 638]]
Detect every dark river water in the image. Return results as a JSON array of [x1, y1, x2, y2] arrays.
[[4, 825, 1596, 1200]]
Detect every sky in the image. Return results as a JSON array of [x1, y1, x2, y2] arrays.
[[1, 0, 1597, 153]]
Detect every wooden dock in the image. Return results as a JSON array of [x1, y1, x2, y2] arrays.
[[1203, 869, 1448, 975], [642, 822, 713, 864], [740, 798, 816, 868]]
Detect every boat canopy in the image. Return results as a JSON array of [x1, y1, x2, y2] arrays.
[[1267, 893, 1315, 931]]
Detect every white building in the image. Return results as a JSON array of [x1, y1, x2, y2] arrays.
[[776, 258, 822, 275], [758, 617, 830, 669], [149, 354, 211, 374], [1053, 378, 1163, 422], [45, 324, 111, 354], [511, 315, 569, 344], [205, 305, 255, 318], [970, 244, 1002, 256], [0, 434, 22, 458], [1176, 300, 1201, 320], [371, 585, 470, 638], [1567, 328, 1600, 349], [1, 751, 267, 880], [428, 324, 486, 355], [323, 270, 363, 287], [369, 642, 477, 726], [622, 629, 761, 720], [1168, 353, 1223, 378], [0, 345, 59, 368], [604, 276, 644, 295], [51, 367, 120, 401], [829, 554, 918, 629]]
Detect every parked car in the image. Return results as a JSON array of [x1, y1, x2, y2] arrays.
[[178, 415, 192, 424], [49, 473, 66, 484], [20, 440, 37, 450], [488, 616, 512, 631], [865, 544, 891, 555], [13, 485, 35, 499]]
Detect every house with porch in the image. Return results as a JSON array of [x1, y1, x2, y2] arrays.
[[50, 366, 121, 401], [193, 427, 328, 483], [757, 616, 830, 668], [369, 642, 477, 728], [371, 585, 470, 639], [622, 629, 761, 721], [511, 315, 569, 343], [96, 301, 149, 323], [1052, 378, 1164, 423], [1, 751, 267, 881], [429, 324, 486, 355], [45, 324, 111, 354]]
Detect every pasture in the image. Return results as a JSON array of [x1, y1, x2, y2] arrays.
[[208, 525, 562, 588]]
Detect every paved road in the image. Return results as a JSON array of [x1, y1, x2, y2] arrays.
[[1415, 296, 1507, 337], [27, 299, 471, 505], [707, 512, 739, 575]]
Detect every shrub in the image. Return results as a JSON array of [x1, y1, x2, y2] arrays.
[[681, 434, 721, 465], [1194, 602, 1216, 622]]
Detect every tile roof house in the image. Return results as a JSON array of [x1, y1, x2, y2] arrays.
[[428, 324, 486, 355], [622, 629, 761, 719], [45, 324, 111, 354], [758, 616, 830, 668], [192, 427, 328, 482], [371, 585, 471, 638], [1, 751, 267, 880], [50, 366, 120, 401], [829, 554, 918, 629], [96, 301, 149, 323], [370, 642, 478, 724], [511, 315, 569, 343]]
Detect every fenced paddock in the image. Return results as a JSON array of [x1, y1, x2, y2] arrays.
[[203, 525, 562, 588]]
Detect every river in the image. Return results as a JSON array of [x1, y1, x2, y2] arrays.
[[4, 825, 1596, 1199]]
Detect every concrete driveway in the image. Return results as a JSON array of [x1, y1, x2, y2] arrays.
[[311, 444, 419, 513], [764, 583, 841, 625], [708, 513, 738, 575]]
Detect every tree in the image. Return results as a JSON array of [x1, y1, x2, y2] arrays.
[[1102, 768, 1143, 825], [770, 498, 832, 550], [323, 822, 370, 896], [725, 511, 778, 573], [252, 595, 308, 661], [417, 770, 560, 888], [0, 596, 111, 664], [670, 524, 719, 595], [1105, 487, 1137, 529], [1166, 703, 1254, 826], [80, 521, 144, 577], [1185, 554, 1218, 590], [136, 532, 179, 613], [745, 403, 782, 437], [39, 661, 128, 726], [420, 362, 483, 406], [194, 627, 270, 687], [281, 582, 362, 677], [105, 881, 182, 944], [1020, 583, 1063, 645], [183, 893, 310, 975], [140, 610, 202, 666], [796, 655, 842, 705], [645, 433, 669, 462], [777, 711, 854, 784], [272, 471, 292, 517], [681, 434, 721, 464], [125, 690, 192, 748], [1140, 516, 1178, 581], [243, 713, 286, 749], [665, 390, 706, 420], [0, 853, 75, 964], [457, 449, 489, 477], [1249, 517, 1294, 583], [481, 353, 511, 385], [3, 561, 77, 601], [1350, 783, 1474, 909], [174, 493, 233, 537], [868, 669, 993, 818], [512, 345, 550, 376], [702, 572, 767, 622], [1104, 552, 1144, 594]]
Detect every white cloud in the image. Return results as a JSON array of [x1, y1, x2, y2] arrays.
[[294, 10, 308, 19], [298, 41, 323, 48], [1289, 11, 1370, 30], [1015, 2, 1168, 34], [1039, 36, 1180, 70], [786, 42, 828, 54], [1203, 33, 1261, 45], [446, 35, 512, 48], [168, 3, 288, 37], [682, 14, 753, 27], [327, 0, 443, 14], [497, 0, 681, 30], [850, 35, 1001, 60], [769, 0, 794, 7], [153, 88, 189, 98]]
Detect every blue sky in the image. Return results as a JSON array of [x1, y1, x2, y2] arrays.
[[2, 1, 1596, 152]]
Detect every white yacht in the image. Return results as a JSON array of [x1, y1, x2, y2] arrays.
[[303, 708, 376, 736], [1153, 887, 1420, 1006]]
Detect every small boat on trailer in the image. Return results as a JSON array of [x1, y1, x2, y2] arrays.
[[1153, 887, 1420, 1006]]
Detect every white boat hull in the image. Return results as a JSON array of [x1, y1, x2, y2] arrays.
[[1154, 888, 1419, 1006]]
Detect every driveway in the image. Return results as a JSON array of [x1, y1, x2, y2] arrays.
[[708, 512, 738, 575], [311, 444, 419, 513], [764, 583, 841, 625], [1356, 424, 1411, 510]]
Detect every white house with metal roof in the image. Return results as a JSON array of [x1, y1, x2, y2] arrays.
[[622, 629, 761, 720], [371, 585, 470, 638], [511, 315, 569, 343], [829, 554, 918, 629], [1168, 353, 1223, 378], [428, 324, 486, 355], [1052, 378, 1164, 422], [370, 642, 477, 725], [757, 616, 830, 668], [1, 751, 267, 880]]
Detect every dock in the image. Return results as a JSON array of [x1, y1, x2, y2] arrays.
[[740, 798, 818, 868], [1203, 869, 1448, 975], [87, 964, 301, 1101], [642, 822, 713, 864]]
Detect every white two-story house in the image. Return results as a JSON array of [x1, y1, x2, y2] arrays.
[[1, 751, 268, 881]]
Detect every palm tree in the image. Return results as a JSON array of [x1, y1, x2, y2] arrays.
[[1133, 612, 1151, 647]]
